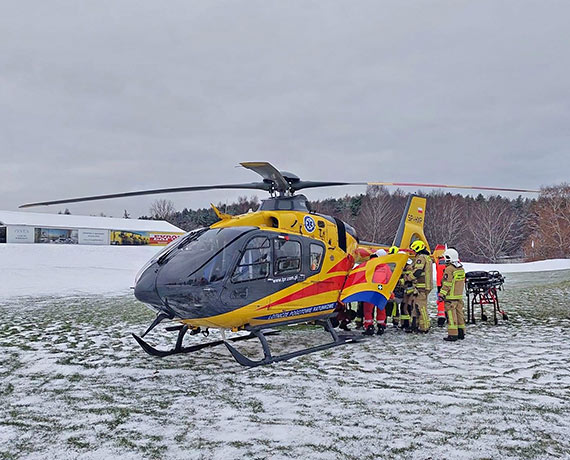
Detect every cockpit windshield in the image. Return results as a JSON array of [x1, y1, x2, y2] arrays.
[[135, 229, 206, 284], [158, 226, 257, 286], [179, 227, 255, 275], [156, 228, 207, 265]]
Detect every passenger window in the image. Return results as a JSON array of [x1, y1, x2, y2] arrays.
[[372, 263, 396, 284], [309, 244, 324, 271], [232, 237, 271, 283], [274, 239, 301, 275]]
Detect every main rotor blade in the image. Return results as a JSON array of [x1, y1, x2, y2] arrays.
[[19, 182, 270, 208], [240, 162, 290, 193], [292, 180, 359, 191], [366, 182, 540, 194], [294, 180, 539, 194]]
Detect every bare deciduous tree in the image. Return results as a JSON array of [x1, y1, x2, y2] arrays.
[[525, 184, 570, 259], [234, 196, 260, 214], [465, 197, 522, 263], [356, 186, 399, 243], [150, 199, 176, 221], [424, 192, 467, 250]]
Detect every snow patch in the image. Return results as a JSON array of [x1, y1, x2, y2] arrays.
[[463, 258, 570, 273]]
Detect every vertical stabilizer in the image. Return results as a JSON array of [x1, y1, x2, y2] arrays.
[[392, 195, 430, 251]]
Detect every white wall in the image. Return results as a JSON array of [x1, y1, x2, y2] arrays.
[[78, 229, 110, 245], [7, 226, 34, 243]]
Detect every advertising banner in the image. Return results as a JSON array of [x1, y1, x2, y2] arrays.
[[149, 233, 183, 245], [111, 230, 150, 245], [79, 229, 109, 245], [34, 228, 78, 244], [111, 230, 183, 246], [7, 226, 35, 243]]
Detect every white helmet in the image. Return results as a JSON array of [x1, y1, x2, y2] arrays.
[[375, 249, 387, 257], [443, 248, 460, 263]]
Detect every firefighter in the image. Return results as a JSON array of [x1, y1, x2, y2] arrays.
[[406, 240, 432, 333], [436, 255, 447, 327], [400, 258, 414, 331], [439, 248, 466, 342], [385, 246, 400, 327]]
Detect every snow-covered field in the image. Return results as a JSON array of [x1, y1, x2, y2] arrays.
[[2, 243, 570, 299], [1, 245, 570, 459], [1, 244, 159, 298]]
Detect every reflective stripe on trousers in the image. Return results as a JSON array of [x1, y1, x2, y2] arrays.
[[445, 299, 465, 336], [412, 291, 430, 331]]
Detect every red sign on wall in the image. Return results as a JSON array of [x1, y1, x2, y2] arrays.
[[149, 233, 181, 245]]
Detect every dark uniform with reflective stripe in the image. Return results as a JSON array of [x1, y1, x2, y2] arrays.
[[399, 260, 414, 329], [440, 263, 466, 338]]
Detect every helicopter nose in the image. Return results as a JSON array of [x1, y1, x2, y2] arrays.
[[134, 263, 163, 307]]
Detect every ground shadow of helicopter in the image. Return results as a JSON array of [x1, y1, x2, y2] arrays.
[[20, 162, 539, 366]]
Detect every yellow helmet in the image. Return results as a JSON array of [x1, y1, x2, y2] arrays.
[[410, 240, 426, 253], [388, 245, 399, 255]]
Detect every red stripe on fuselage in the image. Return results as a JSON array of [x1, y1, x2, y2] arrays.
[[256, 275, 347, 311], [345, 270, 367, 287], [327, 256, 352, 274]]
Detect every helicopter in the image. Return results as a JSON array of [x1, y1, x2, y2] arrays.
[[20, 162, 539, 367]]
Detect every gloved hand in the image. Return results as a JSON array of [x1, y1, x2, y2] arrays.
[[437, 294, 444, 303]]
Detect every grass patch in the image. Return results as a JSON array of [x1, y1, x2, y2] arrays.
[[66, 436, 90, 449]]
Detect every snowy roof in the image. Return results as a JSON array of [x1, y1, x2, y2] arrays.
[[0, 210, 183, 233]]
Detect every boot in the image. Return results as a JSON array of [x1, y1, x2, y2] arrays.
[[355, 320, 363, 330], [410, 317, 418, 333], [437, 317, 446, 327], [401, 319, 410, 331], [363, 325, 375, 336], [458, 329, 465, 340], [405, 317, 417, 333], [377, 325, 385, 335], [339, 321, 351, 332], [443, 335, 458, 342]]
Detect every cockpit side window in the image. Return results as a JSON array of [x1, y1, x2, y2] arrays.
[[309, 243, 324, 272], [231, 236, 271, 283], [274, 239, 301, 275]]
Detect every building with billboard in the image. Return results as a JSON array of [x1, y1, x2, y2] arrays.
[[0, 210, 185, 246]]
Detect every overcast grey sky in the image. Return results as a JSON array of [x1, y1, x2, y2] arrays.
[[1, 0, 568, 218]]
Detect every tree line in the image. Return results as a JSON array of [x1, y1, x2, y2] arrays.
[[141, 184, 570, 263]]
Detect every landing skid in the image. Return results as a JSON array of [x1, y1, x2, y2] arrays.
[[132, 318, 359, 367], [132, 325, 280, 358], [225, 319, 360, 367]]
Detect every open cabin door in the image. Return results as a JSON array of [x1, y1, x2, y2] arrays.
[[340, 253, 408, 310]]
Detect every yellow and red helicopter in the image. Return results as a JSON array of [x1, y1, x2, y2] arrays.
[[20, 162, 539, 366]]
